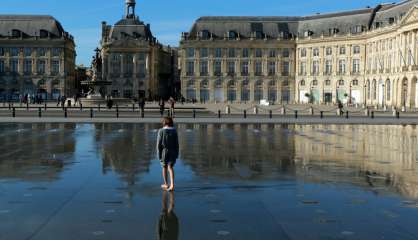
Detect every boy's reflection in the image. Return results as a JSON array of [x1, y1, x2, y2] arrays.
[[158, 191, 179, 240]]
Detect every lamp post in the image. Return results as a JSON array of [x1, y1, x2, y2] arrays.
[[349, 82, 352, 105], [382, 83, 385, 109]]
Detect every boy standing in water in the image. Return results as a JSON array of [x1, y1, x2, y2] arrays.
[[157, 117, 179, 191]]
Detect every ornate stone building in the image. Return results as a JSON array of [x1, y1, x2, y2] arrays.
[[180, 0, 418, 108], [0, 15, 76, 101], [180, 17, 296, 103], [99, 0, 178, 100]]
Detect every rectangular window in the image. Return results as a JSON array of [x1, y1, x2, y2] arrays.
[[199, 61, 208, 76], [24, 59, 32, 74], [339, 47, 346, 55], [52, 60, 60, 74], [24, 48, 32, 57], [10, 48, 19, 57], [312, 60, 319, 75], [10, 59, 18, 73], [52, 48, 61, 57], [0, 47, 4, 56], [282, 49, 290, 58], [214, 60, 222, 75], [215, 48, 222, 58], [300, 62, 306, 75], [325, 60, 332, 74], [242, 48, 249, 58], [38, 48, 47, 57], [268, 61, 276, 75], [326, 47, 332, 56], [241, 61, 249, 75], [0, 60, 4, 73], [282, 61, 289, 76], [228, 48, 236, 58], [352, 59, 360, 73], [255, 61, 262, 75], [227, 61, 235, 75], [255, 49, 263, 58], [186, 61, 194, 76], [300, 48, 307, 57], [200, 48, 208, 58], [186, 48, 195, 58], [353, 46, 361, 54], [338, 59, 346, 73], [138, 52, 146, 61], [269, 49, 276, 58], [37, 60, 46, 74], [313, 48, 319, 57]]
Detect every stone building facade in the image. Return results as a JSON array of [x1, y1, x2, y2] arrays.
[[99, 0, 178, 100], [180, 0, 418, 108], [0, 15, 76, 101]]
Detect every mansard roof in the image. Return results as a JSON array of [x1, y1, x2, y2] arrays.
[[106, 17, 153, 41], [185, 0, 418, 40], [0, 15, 70, 39]]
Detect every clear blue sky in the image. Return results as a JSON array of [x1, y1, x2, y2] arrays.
[[1, 0, 387, 66]]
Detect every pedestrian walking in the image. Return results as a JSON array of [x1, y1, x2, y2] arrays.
[[169, 97, 175, 117], [157, 117, 179, 192]]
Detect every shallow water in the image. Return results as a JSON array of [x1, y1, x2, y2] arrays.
[[1, 123, 418, 240]]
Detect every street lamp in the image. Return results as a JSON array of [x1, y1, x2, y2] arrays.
[[382, 83, 385, 109]]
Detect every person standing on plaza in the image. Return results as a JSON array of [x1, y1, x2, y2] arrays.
[[157, 117, 179, 192], [159, 98, 165, 116], [140, 98, 146, 114], [169, 97, 175, 117]]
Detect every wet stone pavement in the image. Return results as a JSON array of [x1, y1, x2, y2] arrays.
[[1, 123, 418, 240]]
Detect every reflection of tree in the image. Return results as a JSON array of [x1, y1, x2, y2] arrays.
[[95, 123, 155, 185], [178, 124, 296, 180], [0, 123, 76, 181]]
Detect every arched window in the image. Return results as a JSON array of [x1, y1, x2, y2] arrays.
[[367, 80, 371, 100], [312, 80, 318, 86], [228, 31, 238, 39], [241, 80, 250, 102], [352, 80, 359, 86], [338, 80, 345, 86], [11, 29, 21, 38], [300, 80, 306, 86], [325, 80, 331, 86], [201, 30, 210, 40], [187, 80, 195, 88], [372, 80, 377, 100]]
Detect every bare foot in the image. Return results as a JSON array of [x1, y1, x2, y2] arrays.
[[167, 185, 174, 192], [161, 184, 168, 190]]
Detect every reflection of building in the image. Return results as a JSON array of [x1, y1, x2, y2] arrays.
[[178, 124, 296, 179], [0, 15, 76, 101], [99, 0, 178, 100], [293, 125, 418, 198], [0, 123, 76, 181], [180, 1, 418, 108]]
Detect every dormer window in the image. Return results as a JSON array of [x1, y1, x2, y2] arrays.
[[228, 31, 238, 40], [40, 29, 49, 38], [329, 28, 339, 35], [353, 25, 364, 34], [255, 31, 264, 39], [11, 29, 21, 38], [201, 30, 210, 40], [304, 30, 313, 37], [389, 17, 395, 25], [375, 22, 382, 29]]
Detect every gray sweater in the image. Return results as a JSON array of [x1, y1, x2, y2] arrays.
[[157, 127, 179, 160]]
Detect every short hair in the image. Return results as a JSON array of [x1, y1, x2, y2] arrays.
[[162, 117, 174, 127]]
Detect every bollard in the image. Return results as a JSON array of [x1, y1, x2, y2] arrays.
[[12, 107, 15, 117], [269, 110, 272, 119], [218, 110, 221, 119], [295, 110, 298, 119], [226, 106, 231, 115], [116, 105, 119, 118], [193, 109, 196, 118], [132, 103, 135, 112], [90, 108, 93, 118], [38, 107, 42, 118], [64, 108, 68, 118], [346, 111, 349, 119], [244, 110, 247, 119], [371, 111, 374, 119], [44, 103, 47, 111], [26, 102, 29, 111], [141, 109, 144, 118], [80, 103, 83, 111], [320, 111, 324, 119]]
